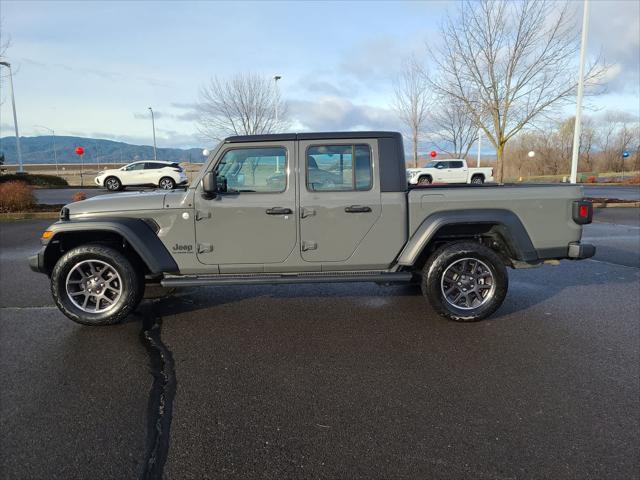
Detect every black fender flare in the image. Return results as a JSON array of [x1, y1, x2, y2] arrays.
[[397, 209, 538, 266], [42, 217, 178, 274]]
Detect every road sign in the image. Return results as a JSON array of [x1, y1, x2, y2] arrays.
[[623, 151, 630, 158]]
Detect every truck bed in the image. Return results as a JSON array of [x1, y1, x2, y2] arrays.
[[407, 184, 585, 253]]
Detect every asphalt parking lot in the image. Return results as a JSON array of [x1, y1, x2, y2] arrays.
[[1, 209, 638, 479]]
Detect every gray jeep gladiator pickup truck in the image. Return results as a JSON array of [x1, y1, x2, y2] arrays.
[[29, 131, 595, 326]]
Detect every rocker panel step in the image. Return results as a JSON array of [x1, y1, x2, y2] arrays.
[[160, 271, 413, 287]]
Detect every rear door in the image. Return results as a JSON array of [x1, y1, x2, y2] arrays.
[[298, 139, 381, 264], [194, 142, 297, 266], [144, 162, 164, 184], [448, 160, 468, 182]]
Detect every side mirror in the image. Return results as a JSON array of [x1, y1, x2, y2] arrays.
[[202, 172, 217, 197], [201, 171, 227, 198]]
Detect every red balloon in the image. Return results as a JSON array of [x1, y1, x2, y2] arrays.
[[430, 150, 437, 158], [75, 146, 85, 156]]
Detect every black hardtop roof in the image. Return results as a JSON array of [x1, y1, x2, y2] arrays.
[[224, 131, 402, 144]]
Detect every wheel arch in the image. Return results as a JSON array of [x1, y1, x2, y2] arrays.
[[397, 209, 538, 268], [40, 218, 178, 276], [104, 175, 121, 186]]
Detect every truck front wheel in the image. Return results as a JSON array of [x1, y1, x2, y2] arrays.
[[418, 176, 432, 185], [51, 244, 144, 326], [421, 241, 508, 322]]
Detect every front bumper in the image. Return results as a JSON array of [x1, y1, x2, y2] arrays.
[[29, 247, 47, 274], [568, 242, 596, 260]]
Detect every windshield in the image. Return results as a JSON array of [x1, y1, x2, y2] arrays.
[[424, 161, 438, 168]]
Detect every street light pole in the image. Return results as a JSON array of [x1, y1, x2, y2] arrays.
[[273, 75, 282, 172], [0, 61, 24, 173], [273, 75, 282, 126], [148, 107, 158, 161], [35, 125, 58, 175], [476, 128, 482, 167], [570, 0, 590, 184]]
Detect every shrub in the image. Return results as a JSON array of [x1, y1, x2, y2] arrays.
[[0, 173, 68, 187], [72, 191, 88, 202], [0, 181, 36, 212], [586, 176, 597, 183], [623, 175, 640, 185]]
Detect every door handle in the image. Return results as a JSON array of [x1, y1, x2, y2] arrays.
[[344, 205, 372, 213], [266, 207, 292, 215]]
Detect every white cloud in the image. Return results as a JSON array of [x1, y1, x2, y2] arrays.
[[288, 96, 397, 132]]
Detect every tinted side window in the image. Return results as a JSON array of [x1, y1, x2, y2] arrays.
[[306, 144, 372, 192], [125, 163, 145, 171], [214, 147, 287, 193], [450, 161, 464, 168], [145, 162, 163, 169]]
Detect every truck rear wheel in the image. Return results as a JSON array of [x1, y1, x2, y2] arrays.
[[421, 241, 508, 322], [471, 175, 484, 184], [51, 244, 144, 326]]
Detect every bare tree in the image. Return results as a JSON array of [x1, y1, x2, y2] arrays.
[[595, 111, 638, 173], [580, 117, 596, 172], [429, 94, 479, 158], [197, 72, 288, 141], [429, 0, 607, 182], [393, 56, 430, 167]]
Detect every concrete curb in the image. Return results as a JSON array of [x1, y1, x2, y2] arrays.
[[592, 202, 640, 209]]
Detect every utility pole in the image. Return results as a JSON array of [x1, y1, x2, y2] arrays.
[[570, 0, 590, 184], [0, 61, 24, 172], [148, 107, 158, 161]]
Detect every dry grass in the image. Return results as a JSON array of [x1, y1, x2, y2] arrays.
[[0, 181, 36, 212]]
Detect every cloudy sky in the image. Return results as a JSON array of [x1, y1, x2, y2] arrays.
[[1, 0, 638, 150]]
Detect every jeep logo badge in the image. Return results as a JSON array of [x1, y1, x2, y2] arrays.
[[172, 243, 193, 253]]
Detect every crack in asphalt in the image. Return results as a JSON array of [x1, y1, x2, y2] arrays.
[[139, 303, 177, 480]]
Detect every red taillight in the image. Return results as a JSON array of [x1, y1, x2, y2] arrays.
[[572, 200, 593, 225], [579, 205, 589, 218]]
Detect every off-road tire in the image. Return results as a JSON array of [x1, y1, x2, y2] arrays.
[[158, 177, 176, 190], [105, 176, 122, 191], [418, 175, 432, 185], [51, 244, 144, 326], [421, 241, 508, 322], [471, 175, 485, 184]]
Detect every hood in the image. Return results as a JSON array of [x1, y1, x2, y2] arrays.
[[66, 190, 167, 216], [97, 168, 123, 175]]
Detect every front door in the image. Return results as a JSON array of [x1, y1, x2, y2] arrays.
[[298, 139, 381, 264], [194, 142, 297, 266]]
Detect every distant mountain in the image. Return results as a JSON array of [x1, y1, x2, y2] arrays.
[[0, 135, 205, 165]]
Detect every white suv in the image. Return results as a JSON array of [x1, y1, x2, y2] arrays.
[[95, 161, 188, 191]]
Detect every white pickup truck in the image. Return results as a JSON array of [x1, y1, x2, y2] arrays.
[[407, 159, 494, 185]]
